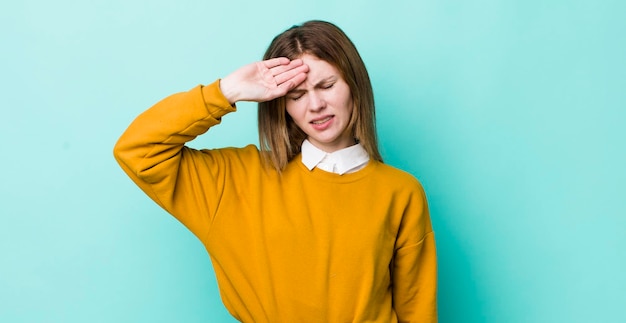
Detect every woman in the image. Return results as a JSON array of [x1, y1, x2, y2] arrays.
[[114, 20, 437, 322]]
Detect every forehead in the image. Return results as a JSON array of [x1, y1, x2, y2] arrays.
[[300, 54, 341, 80]]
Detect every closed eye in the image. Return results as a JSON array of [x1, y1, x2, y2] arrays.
[[287, 92, 304, 101], [321, 82, 334, 90]]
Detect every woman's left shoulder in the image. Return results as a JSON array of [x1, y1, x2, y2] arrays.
[[372, 162, 425, 192]]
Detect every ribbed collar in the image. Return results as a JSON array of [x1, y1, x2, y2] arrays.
[[300, 139, 370, 175]]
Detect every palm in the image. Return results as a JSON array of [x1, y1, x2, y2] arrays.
[[221, 58, 308, 103], [251, 62, 283, 100]]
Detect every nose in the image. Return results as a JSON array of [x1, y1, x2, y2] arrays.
[[308, 91, 326, 112]]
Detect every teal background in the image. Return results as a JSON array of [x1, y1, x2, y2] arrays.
[[1, 0, 624, 322]]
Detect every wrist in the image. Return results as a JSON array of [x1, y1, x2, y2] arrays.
[[218, 77, 239, 104]]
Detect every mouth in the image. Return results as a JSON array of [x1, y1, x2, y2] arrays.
[[310, 116, 333, 125]]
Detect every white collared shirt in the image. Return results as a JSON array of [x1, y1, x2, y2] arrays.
[[300, 139, 370, 175]]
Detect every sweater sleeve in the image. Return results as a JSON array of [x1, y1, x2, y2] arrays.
[[392, 182, 438, 323], [113, 80, 236, 240]]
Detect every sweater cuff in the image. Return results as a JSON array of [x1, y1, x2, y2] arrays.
[[200, 79, 237, 120]]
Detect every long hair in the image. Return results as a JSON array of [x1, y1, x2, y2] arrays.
[[258, 20, 382, 171]]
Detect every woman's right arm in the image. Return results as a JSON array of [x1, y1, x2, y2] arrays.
[[113, 58, 308, 238], [113, 81, 236, 238]]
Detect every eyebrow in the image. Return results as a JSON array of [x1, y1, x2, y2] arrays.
[[288, 76, 337, 94]]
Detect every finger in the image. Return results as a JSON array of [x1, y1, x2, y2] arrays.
[[263, 57, 290, 69], [274, 64, 309, 85], [276, 71, 308, 94], [268, 59, 304, 77]]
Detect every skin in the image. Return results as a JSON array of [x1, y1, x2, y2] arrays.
[[285, 54, 354, 152], [220, 55, 354, 153], [220, 57, 309, 104]]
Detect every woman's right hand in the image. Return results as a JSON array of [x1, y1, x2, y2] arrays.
[[219, 57, 309, 104]]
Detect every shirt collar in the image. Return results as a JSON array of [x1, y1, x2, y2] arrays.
[[301, 139, 370, 175]]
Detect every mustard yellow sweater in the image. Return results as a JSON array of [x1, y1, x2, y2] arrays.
[[114, 81, 437, 323]]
